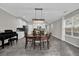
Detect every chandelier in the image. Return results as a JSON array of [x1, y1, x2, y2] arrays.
[[32, 8, 45, 24]]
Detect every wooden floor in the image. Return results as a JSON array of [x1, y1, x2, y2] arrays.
[[0, 36, 79, 56]]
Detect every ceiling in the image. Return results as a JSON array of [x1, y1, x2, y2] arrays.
[[0, 3, 79, 24]]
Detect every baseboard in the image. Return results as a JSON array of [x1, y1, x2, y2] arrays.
[[52, 35, 79, 48], [64, 40, 79, 48], [52, 35, 62, 40]]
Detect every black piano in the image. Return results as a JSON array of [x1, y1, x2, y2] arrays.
[[0, 30, 18, 48]]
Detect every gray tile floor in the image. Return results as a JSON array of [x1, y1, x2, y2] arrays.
[[0, 36, 79, 56]]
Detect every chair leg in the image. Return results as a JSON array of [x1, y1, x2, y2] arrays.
[[16, 39, 18, 43], [25, 40, 28, 48], [30, 42, 32, 47], [25, 41, 28, 48], [43, 42, 44, 48], [2, 40, 4, 49], [8, 40, 10, 45], [25, 42, 27, 48], [9, 41, 11, 46], [33, 40, 35, 49], [11, 41, 13, 46], [40, 40, 41, 50], [47, 41, 49, 49]]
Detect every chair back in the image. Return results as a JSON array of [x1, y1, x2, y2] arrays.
[[47, 33, 52, 40]]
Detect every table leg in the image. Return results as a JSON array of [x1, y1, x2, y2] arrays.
[[47, 41, 49, 49], [33, 39, 35, 49], [43, 42, 44, 48], [40, 39, 41, 50], [25, 38, 28, 48], [2, 40, 4, 48]]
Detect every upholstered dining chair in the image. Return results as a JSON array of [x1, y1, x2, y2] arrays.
[[25, 33, 34, 48], [41, 33, 51, 49], [32, 35, 42, 50]]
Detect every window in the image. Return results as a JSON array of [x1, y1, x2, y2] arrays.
[[65, 19, 72, 35], [65, 14, 79, 38], [73, 18, 79, 37]]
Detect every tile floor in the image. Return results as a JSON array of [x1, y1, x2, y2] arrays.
[[0, 36, 79, 56]]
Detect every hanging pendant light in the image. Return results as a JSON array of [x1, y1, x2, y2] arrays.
[[32, 8, 45, 24]]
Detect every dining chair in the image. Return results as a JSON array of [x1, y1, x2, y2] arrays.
[[33, 35, 42, 50], [41, 33, 51, 49], [25, 34, 33, 48]]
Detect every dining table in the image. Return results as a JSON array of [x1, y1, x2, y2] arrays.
[[25, 35, 48, 49]]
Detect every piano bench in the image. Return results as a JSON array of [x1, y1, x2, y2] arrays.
[[8, 38, 18, 46]]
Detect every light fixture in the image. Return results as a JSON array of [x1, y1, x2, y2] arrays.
[[32, 19, 45, 24], [32, 8, 45, 24]]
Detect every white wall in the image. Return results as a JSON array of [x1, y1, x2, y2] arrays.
[[51, 19, 62, 40], [0, 9, 27, 32], [0, 8, 27, 45], [16, 19, 27, 39]]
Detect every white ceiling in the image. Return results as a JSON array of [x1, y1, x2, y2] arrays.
[[0, 3, 79, 24]]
